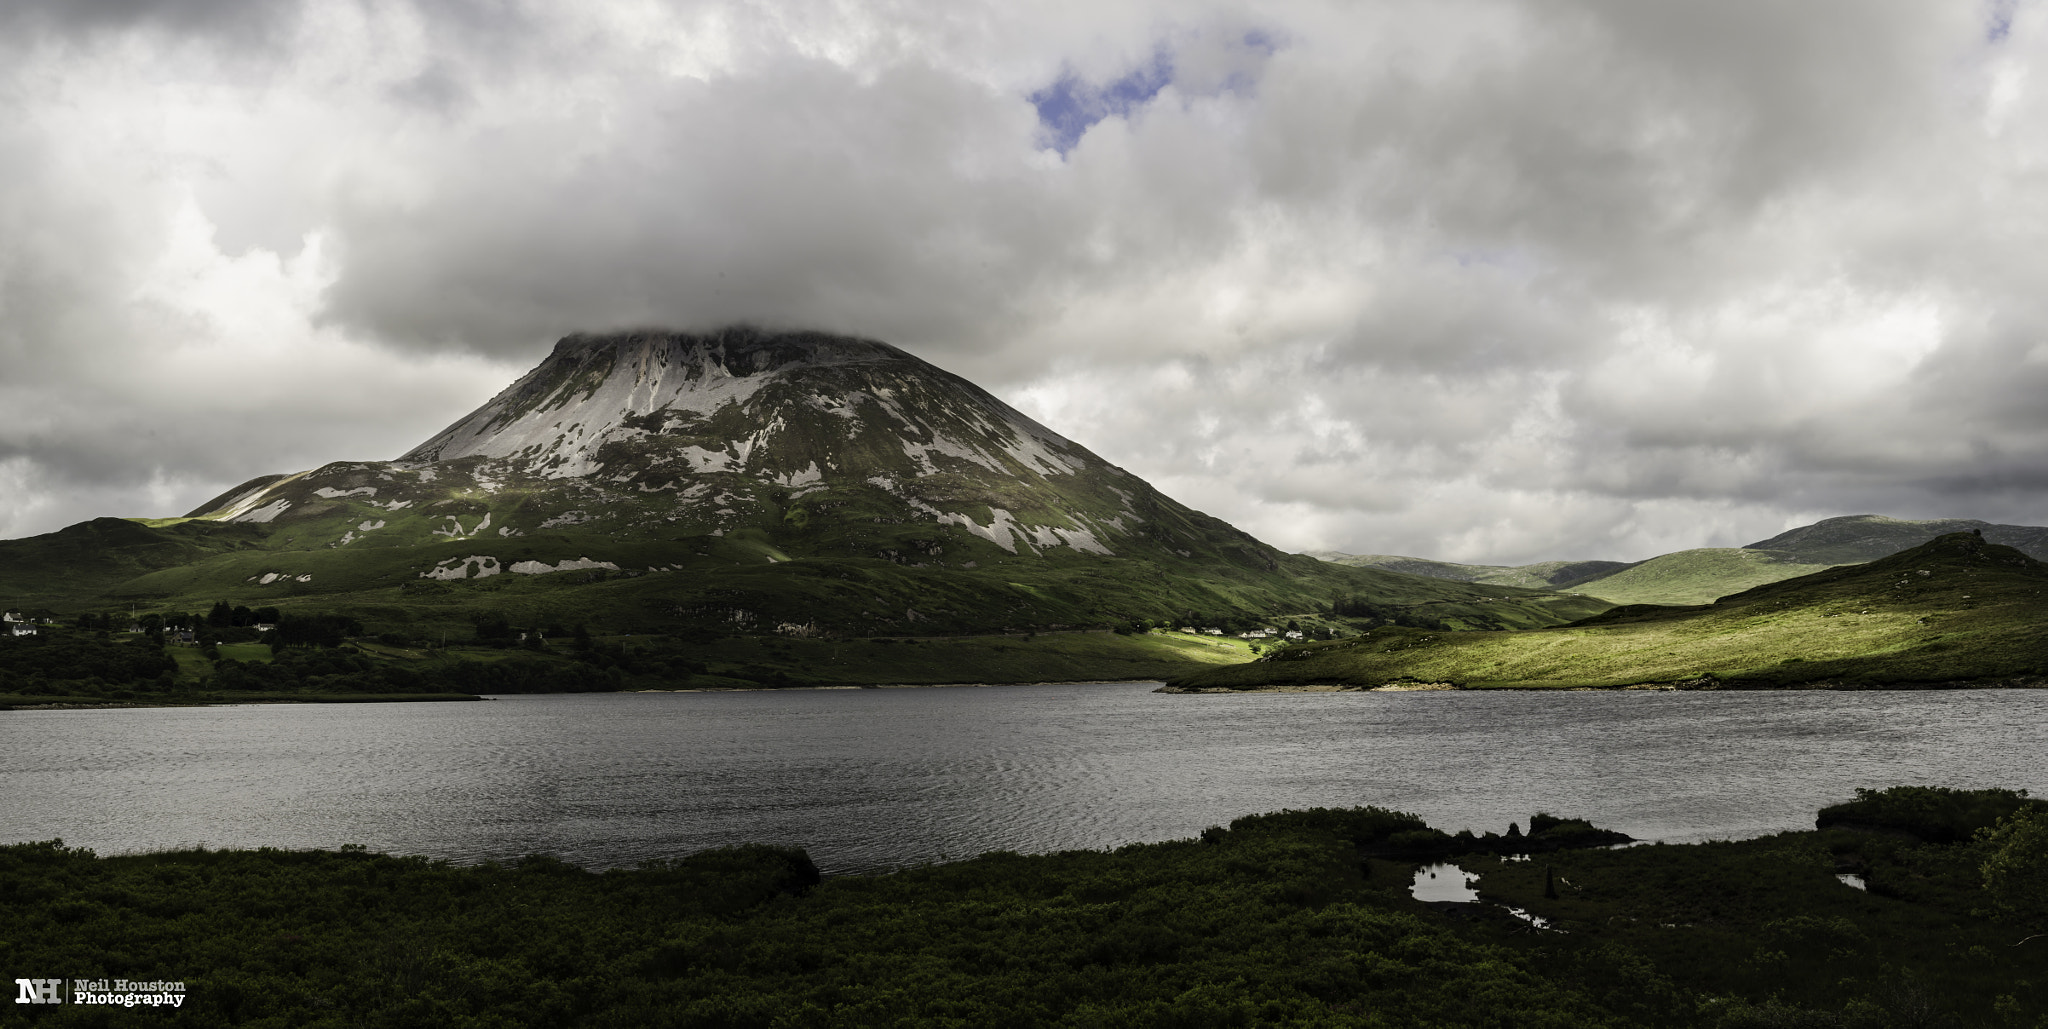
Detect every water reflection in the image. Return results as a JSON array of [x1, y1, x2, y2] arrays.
[[1410, 863, 1479, 902]]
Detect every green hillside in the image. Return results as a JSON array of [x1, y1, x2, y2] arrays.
[[1568, 547, 1838, 606], [1168, 532, 2048, 691], [0, 510, 1608, 646]]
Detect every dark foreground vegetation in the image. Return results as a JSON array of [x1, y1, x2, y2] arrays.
[[4, 787, 2041, 1027]]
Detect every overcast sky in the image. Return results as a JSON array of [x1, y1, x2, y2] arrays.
[[3, 0, 2045, 564]]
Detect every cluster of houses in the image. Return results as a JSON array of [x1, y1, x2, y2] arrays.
[[1178, 626, 1306, 641], [131, 624, 276, 644], [3, 611, 50, 637], [0, 611, 284, 642]]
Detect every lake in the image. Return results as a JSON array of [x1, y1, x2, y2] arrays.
[[2, 684, 2043, 874]]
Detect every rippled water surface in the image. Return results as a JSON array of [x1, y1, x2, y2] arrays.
[[3, 686, 2044, 874]]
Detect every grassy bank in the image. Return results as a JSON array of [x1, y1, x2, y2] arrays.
[[676, 629, 1251, 687], [3, 787, 2039, 1026]]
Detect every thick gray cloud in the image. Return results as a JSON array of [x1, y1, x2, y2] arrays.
[[2, 0, 2045, 565], [0, 0, 300, 41]]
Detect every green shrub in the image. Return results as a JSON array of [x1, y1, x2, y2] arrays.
[[1816, 786, 2048, 843]]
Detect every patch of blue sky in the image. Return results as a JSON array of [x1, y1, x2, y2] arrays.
[[1441, 247, 1550, 290], [1030, 50, 1174, 156], [1987, 0, 2018, 43], [1213, 30, 1279, 96], [1029, 29, 1282, 157]]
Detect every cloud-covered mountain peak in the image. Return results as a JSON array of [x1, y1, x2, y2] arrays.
[[399, 326, 1095, 486]]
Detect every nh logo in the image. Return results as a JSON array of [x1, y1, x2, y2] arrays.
[[15, 979, 61, 1004]]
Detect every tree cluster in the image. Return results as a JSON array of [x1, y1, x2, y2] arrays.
[[1331, 596, 1448, 630], [0, 629, 176, 696]]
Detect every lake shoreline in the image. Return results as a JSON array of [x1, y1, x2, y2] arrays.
[[0, 692, 487, 711], [0, 681, 1157, 710], [633, 679, 1155, 693], [1156, 675, 2048, 693], [13, 672, 2047, 709]]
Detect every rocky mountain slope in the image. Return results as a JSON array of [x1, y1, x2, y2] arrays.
[[189, 329, 1160, 559]]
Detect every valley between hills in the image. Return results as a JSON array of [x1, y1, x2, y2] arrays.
[[3, 327, 2046, 703]]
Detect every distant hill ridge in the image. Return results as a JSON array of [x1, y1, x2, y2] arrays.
[[1314, 514, 2048, 607], [1306, 553, 1631, 590], [1742, 515, 2048, 565]]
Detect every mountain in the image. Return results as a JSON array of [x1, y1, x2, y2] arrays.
[[0, 328, 1607, 642], [1169, 531, 2048, 691], [191, 328, 1155, 556]]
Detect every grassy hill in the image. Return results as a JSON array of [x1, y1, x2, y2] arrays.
[[1168, 532, 2048, 691], [1567, 547, 1839, 606]]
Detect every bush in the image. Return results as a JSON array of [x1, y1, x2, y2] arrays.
[[1816, 786, 2048, 844], [1979, 807, 2048, 932]]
